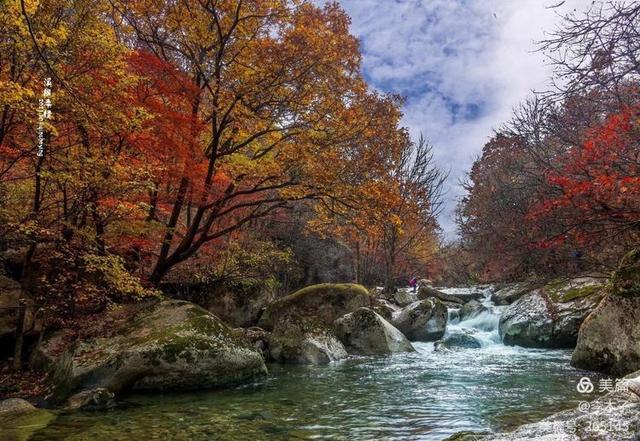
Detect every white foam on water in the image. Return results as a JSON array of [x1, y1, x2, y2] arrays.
[[442, 285, 507, 348]]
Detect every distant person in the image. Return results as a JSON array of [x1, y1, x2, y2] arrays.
[[409, 277, 418, 293]]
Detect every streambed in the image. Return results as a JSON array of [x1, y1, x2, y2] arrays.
[[6, 288, 601, 441]]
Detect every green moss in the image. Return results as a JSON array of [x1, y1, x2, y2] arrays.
[[544, 278, 604, 303], [0, 409, 56, 441], [259, 283, 372, 331], [561, 285, 603, 302], [279, 283, 371, 306], [612, 249, 640, 297]]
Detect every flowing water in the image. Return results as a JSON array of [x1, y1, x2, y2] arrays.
[[5, 287, 601, 441]]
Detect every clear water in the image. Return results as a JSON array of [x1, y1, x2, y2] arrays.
[[6, 287, 601, 441]]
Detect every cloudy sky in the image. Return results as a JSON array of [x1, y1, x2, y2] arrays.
[[327, 0, 591, 239]]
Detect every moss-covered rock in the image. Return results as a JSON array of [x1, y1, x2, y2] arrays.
[[47, 300, 267, 400], [334, 307, 414, 355], [258, 283, 373, 331], [391, 299, 447, 341], [498, 278, 605, 349], [544, 276, 606, 303], [612, 249, 640, 297], [0, 408, 56, 441]]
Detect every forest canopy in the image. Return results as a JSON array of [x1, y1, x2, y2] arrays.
[[0, 0, 444, 320]]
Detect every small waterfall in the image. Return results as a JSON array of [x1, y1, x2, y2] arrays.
[[441, 286, 505, 347]]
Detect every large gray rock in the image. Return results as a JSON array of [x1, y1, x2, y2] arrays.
[[48, 300, 267, 400], [267, 319, 348, 365], [483, 371, 640, 440], [204, 285, 277, 328], [391, 289, 418, 307], [258, 283, 373, 331], [499, 278, 604, 348], [436, 286, 488, 303], [334, 307, 414, 355], [490, 283, 530, 305], [459, 300, 488, 321], [417, 286, 464, 305], [571, 254, 640, 376], [0, 398, 35, 416], [391, 298, 448, 341], [371, 299, 400, 320], [572, 294, 640, 377]]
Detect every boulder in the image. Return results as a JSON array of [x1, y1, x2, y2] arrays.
[[0, 398, 35, 416], [490, 283, 530, 305], [436, 287, 488, 303], [160, 282, 277, 328], [267, 319, 347, 365], [417, 286, 464, 305], [333, 307, 414, 355], [483, 370, 640, 440], [391, 289, 418, 307], [371, 299, 400, 320], [204, 284, 277, 328], [458, 300, 488, 321], [391, 298, 447, 341], [571, 255, 640, 376], [572, 294, 640, 376], [233, 326, 270, 359], [0, 406, 55, 441], [435, 331, 482, 351], [258, 283, 373, 331], [66, 388, 115, 411], [499, 278, 604, 348], [47, 300, 267, 400]]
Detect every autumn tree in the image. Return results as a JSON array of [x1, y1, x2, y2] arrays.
[[104, 1, 404, 285], [528, 105, 640, 252]]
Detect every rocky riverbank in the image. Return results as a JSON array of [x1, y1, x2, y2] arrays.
[[2, 261, 640, 439]]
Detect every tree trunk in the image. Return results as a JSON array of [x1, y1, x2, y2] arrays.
[[12, 301, 26, 371], [353, 240, 361, 284]]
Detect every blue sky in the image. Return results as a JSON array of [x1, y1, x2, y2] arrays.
[[327, 0, 590, 239]]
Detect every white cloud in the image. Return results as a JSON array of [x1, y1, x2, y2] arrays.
[[327, 0, 591, 239]]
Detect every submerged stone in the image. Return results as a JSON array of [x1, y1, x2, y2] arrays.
[[435, 331, 482, 351]]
